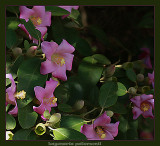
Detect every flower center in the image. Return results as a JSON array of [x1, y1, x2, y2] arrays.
[[51, 54, 65, 66], [43, 96, 57, 105], [14, 90, 26, 99], [30, 16, 42, 25], [140, 102, 150, 112], [95, 126, 106, 139]]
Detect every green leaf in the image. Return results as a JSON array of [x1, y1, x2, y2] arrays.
[[126, 68, 137, 82], [6, 6, 19, 14], [58, 104, 73, 113], [78, 56, 103, 85], [24, 40, 30, 50], [13, 129, 32, 140], [6, 114, 16, 130], [45, 6, 70, 16], [6, 17, 20, 30], [18, 104, 38, 129], [17, 58, 47, 108], [21, 19, 41, 40], [116, 82, 127, 96], [99, 81, 118, 108], [61, 116, 86, 132], [6, 29, 18, 49], [53, 128, 87, 140], [92, 54, 111, 65], [43, 110, 51, 119]]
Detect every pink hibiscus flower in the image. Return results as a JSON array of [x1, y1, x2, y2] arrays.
[[139, 48, 152, 69], [33, 78, 58, 120], [130, 94, 154, 120], [40, 40, 75, 81], [148, 71, 154, 88], [81, 112, 119, 140], [19, 6, 51, 43]]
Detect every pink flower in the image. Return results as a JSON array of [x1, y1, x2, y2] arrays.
[[130, 94, 154, 120], [6, 74, 18, 117], [148, 71, 154, 88], [19, 6, 51, 43], [33, 78, 58, 119], [40, 40, 75, 81], [139, 48, 152, 69], [81, 112, 119, 140], [58, 6, 79, 19], [140, 131, 154, 140]]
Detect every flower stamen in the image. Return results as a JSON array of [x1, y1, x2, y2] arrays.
[[51, 54, 65, 66], [30, 16, 42, 25], [15, 90, 26, 99], [95, 126, 106, 139], [140, 102, 150, 112]]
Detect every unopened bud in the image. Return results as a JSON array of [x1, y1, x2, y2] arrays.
[[122, 62, 133, 70], [137, 74, 144, 82], [12, 47, 22, 57], [128, 87, 137, 95], [73, 100, 84, 111], [26, 46, 37, 57], [48, 113, 61, 125], [35, 123, 46, 136], [43, 110, 51, 120], [106, 111, 114, 117], [104, 64, 115, 78]]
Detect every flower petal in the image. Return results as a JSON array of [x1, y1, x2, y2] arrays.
[[41, 12, 52, 27], [132, 106, 143, 120], [93, 112, 111, 129], [44, 78, 58, 98], [142, 106, 154, 119], [130, 96, 141, 107], [6, 74, 16, 93], [33, 103, 45, 115], [41, 41, 58, 60], [104, 122, 119, 137], [34, 86, 45, 103], [81, 124, 97, 139], [36, 26, 47, 41], [8, 102, 18, 117], [40, 60, 57, 75], [140, 94, 153, 103], [143, 56, 152, 69], [52, 64, 67, 81], [62, 53, 74, 71], [148, 99, 154, 109], [19, 6, 34, 21], [32, 6, 45, 18], [56, 39, 75, 54]]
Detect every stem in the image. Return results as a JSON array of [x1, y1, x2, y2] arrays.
[[81, 107, 98, 118]]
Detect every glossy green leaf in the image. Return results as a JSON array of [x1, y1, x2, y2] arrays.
[[17, 58, 47, 108], [6, 114, 16, 130], [6, 29, 18, 49], [24, 40, 30, 50], [18, 104, 38, 129], [45, 6, 70, 16], [61, 116, 86, 131], [99, 81, 118, 108], [58, 104, 73, 113], [53, 128, 87, 140], [13, 129, 32, 140], [126, 68, 137, 82], [92, 54, 111, 65], [116, 82, 127, 96], [21, 19, 41, 40]]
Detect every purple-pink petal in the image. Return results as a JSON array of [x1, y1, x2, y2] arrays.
[[147, 99, 154, 109], [32, 6, 45, 18], [52, 64, 67, 81], [93, 112, 111, 129], [130, 96, 141, 107], [142, 106, 154, 119], [8, 102, 18, 117], [6, 74, 16, 93], [143, 56, 152, 69], [19, 6, 34, 21], [140, 94, 153, 103], [56, 39, 75, 54], [40, 59, 58, 75], [34, 86, 45, 103], [41, 11, 52, 27], [132, 106, 143, 120], [104, 122, 120, 137], [62, 53, 74, 71], [33, 103, 46, 115], [41, 41, 58, 60]]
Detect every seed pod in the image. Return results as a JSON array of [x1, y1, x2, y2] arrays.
[[12, 47, 22, 57], [48, 113, 61, 125], [106, 110, 114, 117], [6, 131, 14, 140], [26, 46, 37, 57], [128, 87, 137, 95], [35, 123, 46, 136], [73, 100, 84, 111], [137, 74, 144, 82]]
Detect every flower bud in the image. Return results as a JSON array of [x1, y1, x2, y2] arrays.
[[43, 110, 51, 120], [12, 47, 22, 57], [73, 100, 84, 111], [6, 131, 14, 140], [128, 87, 137, 95], [122, 62, 133, 70], [103, 64, 115, 78], [137, 74, 144, 82], [106, 110, 114, 117], [48, 113, 61, 125], [26, 46, 37, 57], [35, 123, 46, 136]]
